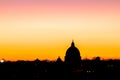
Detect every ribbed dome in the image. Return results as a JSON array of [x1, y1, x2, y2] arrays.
[[65, 41, 81, 65]]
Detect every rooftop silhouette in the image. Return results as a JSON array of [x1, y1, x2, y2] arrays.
[[0, 41, 120, 80]]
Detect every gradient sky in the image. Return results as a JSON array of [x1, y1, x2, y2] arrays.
[[0, 0, 120, 61]]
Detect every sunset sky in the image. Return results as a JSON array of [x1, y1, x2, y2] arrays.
[[0, 0, 120, 61]]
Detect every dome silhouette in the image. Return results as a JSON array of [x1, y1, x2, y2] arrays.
[[65, 41, 81, 65]]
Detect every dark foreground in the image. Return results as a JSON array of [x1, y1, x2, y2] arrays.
[[0, 59, 120, 80]]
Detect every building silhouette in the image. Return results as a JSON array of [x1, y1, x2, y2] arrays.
[[0, 41, 120, 80], [65, 41, 81, 66], [56, 56, 63, 63]]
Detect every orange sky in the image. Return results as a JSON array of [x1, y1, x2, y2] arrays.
[[0, 0, 120, 61]]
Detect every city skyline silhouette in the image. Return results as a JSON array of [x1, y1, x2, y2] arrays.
[[0, 43, 120, 80], [0, 0, 120, 80]]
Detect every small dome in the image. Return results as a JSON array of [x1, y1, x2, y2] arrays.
[[56, 56, 62, 63], [65, 41, 81, 65]]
